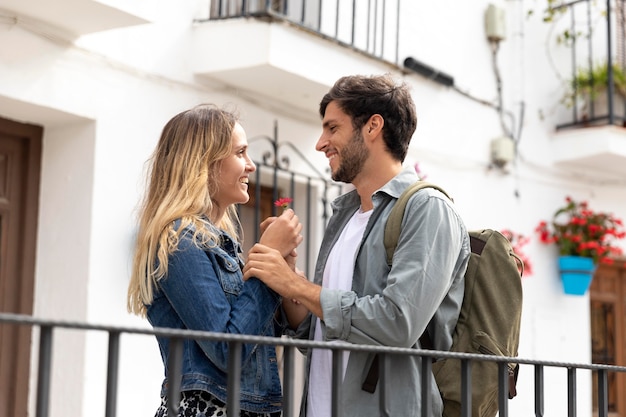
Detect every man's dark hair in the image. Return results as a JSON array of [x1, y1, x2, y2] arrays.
[[319, 74, 417, 162]]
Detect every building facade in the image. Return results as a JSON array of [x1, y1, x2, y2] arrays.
[[1, 0, 626, 416]]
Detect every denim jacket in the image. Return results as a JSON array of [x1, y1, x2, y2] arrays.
[[146, 221, 283, 413], [296, 169, 471, 417]]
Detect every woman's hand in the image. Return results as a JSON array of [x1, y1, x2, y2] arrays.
[[258, 215, 276, 236], [259, 209, 303, 257]]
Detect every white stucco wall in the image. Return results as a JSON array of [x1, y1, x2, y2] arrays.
[[1, 0, 625, 416]]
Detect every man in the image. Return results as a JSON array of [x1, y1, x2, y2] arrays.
[[244, 74, 471, 416]]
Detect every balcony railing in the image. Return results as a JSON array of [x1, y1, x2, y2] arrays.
[[2, 312, 625, 417], [202, 0, 402, 65], [554, 0, 626, 129]]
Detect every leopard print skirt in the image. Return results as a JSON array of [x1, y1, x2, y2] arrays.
[[154, 390, 281, 417]]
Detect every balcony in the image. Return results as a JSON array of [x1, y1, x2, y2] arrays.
[[552, 124, 626, 177], [192, 0, 405, 119], [550, 0, 626, 177]]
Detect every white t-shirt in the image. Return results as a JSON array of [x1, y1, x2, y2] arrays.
[[307, 208, 372, 417]]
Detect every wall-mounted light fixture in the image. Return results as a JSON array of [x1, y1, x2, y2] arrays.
[[403, 57, 454, 87]]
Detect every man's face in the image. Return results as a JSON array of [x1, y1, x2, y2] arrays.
[[316, 101, 369, 183]]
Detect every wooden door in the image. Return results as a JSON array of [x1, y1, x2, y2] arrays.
[[0, 117, 42, 417], [590, 261, 626, 417]]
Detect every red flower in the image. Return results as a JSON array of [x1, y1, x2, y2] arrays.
[[535, 196, 626, 265], [274, 197, 293, 210]]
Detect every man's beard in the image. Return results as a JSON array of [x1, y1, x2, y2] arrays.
[[332, 129, 369, 183]]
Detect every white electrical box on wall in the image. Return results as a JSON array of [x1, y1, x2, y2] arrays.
[[485, 4, 506, 41], [490, 136, 515, 167]]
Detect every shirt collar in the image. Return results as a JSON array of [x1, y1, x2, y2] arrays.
[[330, 167, 420, 211]]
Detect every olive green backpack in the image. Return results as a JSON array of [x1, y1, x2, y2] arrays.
[[363, 181, 523, 417]]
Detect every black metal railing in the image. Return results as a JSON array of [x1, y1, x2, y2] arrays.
[[243, 121, 342, 276], [553, 0, 626, 129], [200, 0, 402, 65], [1, 312, 625, 417]]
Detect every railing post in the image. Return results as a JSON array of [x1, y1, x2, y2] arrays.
[[571, 8, 579, 122], [331, 348, 343, 417], [271, 122, 279, 215], [606, 0, 615, 124], [282, 346, 295, 417], [597, 369, 608, 417], [378, 353, 389, 417], [498, 362, 509, 417], [334, 0, 340, 39], [105, 331, 120, 417], [254, 167, 261, 242], [351, 0, 356, 46], [380, 0, 386, 57], [395, 0, 400, 64], [420, 355, 432, 417], [227, 341, 243, 416], [167, 337, 183, 415], [36, 325, 53, 417], [305, 179, 312, 275], [460, 359, 472, 417], [567, 367, 577, 417], [372, 0, 378, 55], [535, 364, 544, 417]]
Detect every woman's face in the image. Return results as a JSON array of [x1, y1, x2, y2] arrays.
[[214, 122, 256, 208]]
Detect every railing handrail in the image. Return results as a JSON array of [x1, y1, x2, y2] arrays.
[[2, 311, 623, 417], [2, 312, 625, 372]]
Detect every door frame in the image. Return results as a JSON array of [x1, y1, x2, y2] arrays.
[[590, 259, 626, 417]]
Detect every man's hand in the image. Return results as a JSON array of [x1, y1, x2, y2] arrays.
[[244, 243, 323, 319], [243, 244, 294, 288]]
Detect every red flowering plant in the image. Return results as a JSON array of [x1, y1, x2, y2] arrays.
[[535, 197, 626, 265], [500, 229, 532, 276]]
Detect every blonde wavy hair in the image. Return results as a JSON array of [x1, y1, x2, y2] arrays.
[[127, 104, 242, 316]]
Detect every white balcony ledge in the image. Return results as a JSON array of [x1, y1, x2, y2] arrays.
[[192, 19, 399, 121], [0, 0, 148, 38], [552, 125, 626, 177]]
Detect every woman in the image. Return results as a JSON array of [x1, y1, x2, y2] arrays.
[[127, 104, 302, 417]]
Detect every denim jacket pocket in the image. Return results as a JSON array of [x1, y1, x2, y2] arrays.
[[213, 251, 243, 295]]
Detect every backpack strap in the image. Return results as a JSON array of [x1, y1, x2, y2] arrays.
[[362, 181, 452, 393], [384, 181, 452, 265]]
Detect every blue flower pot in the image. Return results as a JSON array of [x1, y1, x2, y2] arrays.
[[558, 256, 596, 296]]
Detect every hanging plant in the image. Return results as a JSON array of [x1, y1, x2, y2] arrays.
[[562, 61, 626, 108], [535, 196, 626, 265]]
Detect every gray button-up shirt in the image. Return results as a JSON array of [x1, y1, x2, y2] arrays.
[[297, 168, 471, 417]]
